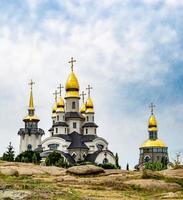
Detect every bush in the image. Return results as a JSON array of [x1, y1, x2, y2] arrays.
[[45, 151, 70, 168], [144, 162, 167, 171], [15, 151, 41, 163], [98, 163, 118, 169]]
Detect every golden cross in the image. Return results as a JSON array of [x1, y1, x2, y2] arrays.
[[57, 84, 64, 97], [68, 57, 76, 71], [86, 85, 93, 97], [28, 79, 35, 90], [80, 91, 86, 103], [53, 90, 59, 102], [149, 103, 155, 115]]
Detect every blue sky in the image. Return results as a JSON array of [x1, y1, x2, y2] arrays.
[[0, 0, 183, 168]]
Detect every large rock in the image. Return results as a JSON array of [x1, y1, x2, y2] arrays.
[[66, 165, 105, 175], [0, 168, 18, 176], [124, 179, 181, 191]]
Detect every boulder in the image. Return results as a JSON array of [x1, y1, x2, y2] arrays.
[[66, 165, 105, 175], [0, 168, 18, 176], [124, 179, 181, 191]]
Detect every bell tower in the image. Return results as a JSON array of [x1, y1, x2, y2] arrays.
[[18, 80, 44, 153]]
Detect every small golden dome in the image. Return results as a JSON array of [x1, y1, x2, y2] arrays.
[[80, 103, 86, 113], [65, 72, 79, 98], [52, 102, 57, 113], [140, 139, 167, 148], [57, 97, 64, 107], [148, 114, 158, 132], [85, 97, 94, 113]]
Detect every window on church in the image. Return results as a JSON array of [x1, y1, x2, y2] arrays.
[[65, 128, 67, 133], [56, 128, 58, 133], [103, 158, 108, 164], [94, 129, 96, 134], [27, 144, 32, 151], [87, 116, 89, 121], [86, 129, 88, 134], [48, 144, 59, 150], [72, 152, 76, 159], [57, 116, 59, 121], [72, 102, 76, 109], [92, 116, 94, 121], [97, 144, 104, 151], [144, 156, 151, 163], [73, 122, 77, 129]]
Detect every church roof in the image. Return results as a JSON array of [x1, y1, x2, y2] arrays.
[[82, 122, 98, 128], [65, 112, 85, 120], [54, 132, 98, 142], [67, 132, 89, 150], [53, 122, 69, 127], [85, 150, 114, 162]]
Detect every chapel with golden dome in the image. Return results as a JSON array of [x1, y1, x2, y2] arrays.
[[38, 58, 116, 165], [136, 103, 169, 168]]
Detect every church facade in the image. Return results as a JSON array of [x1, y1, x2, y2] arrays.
[[18, 58, 116, 165], [136, 104, 169, 169]]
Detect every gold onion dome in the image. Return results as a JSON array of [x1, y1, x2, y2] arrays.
[[140, 139, 167, 148], [65, 71, 80, 98], [80, 103, 86, 113], [52, 102, 57, 114], [148, 114, 158, 132], [86, 97, 94, 113], [56, 97, 65, 112]]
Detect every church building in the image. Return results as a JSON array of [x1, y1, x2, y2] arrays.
[[18, 58, 116, 165], [136, 104, 169, 169], [18, 80, 45, 153]]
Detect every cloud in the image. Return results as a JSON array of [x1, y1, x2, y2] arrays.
[[0, 0, 183, 168]]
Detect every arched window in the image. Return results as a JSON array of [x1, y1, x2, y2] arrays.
[[72, 152, 76, 159], [83, 153, 86, 159], [72, 102, 76, 109], [144, 155, 151, 163], [73, 122, 77, 129], [103, 158, 109, 164], [86, 129, 88, 134], [27, 144, 32, 151]]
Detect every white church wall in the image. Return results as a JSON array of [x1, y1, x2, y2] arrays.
[[65, 98, 79, 112], [95, 152, 116, 165]]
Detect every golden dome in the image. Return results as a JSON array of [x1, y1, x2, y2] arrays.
[[86, 97, 94, 113], [65, 72, 79, 98], [140, 139, 167, 148], [56, 97, 65, 112], [52, 102, 57, 113], [80, 103, 86, 113], [148, 114, 158, 132]]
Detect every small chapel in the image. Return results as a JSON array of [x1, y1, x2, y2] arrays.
[[136, 103, 169, 169], [18, 58, 116, 165]]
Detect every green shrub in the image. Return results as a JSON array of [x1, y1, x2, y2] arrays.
[[15, 151, 41, 163], [98, 163, 117, 169], [45, 151, 70, 168], [144, 162, 167, 171]]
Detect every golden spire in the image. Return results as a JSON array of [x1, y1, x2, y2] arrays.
[[23, 79, 39, 122], [85, 85, 94, 113], [65, 57, 80, 98], [28, 79, 35, 111], [148, 103, 158, 132]]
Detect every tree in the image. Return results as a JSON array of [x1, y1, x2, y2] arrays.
[[126, 163, 129, 171], [45, 151, 69, 168], [2, 142, 15, 162], [115, 153, 121, 169], [32, 153, 38, 164]]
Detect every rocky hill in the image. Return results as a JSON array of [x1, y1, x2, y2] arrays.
[[0, 161, 182, 200]]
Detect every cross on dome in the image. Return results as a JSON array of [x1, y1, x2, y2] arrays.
[[80, 91, 86, 103], [149, 102, 155, 115], [53, 90, 59, 102], [57, 84, 64, 97], [86, 85, 93, 98], [29, 79, 35, 90], [68, 57, 76, 71]]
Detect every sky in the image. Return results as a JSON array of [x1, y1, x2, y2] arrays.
[[0, 0, 183, 168]]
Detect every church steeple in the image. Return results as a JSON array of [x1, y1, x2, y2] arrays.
[[85, 85, 94, 113], [148, 103, 158, 133], [23, 80, 39, 122]]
